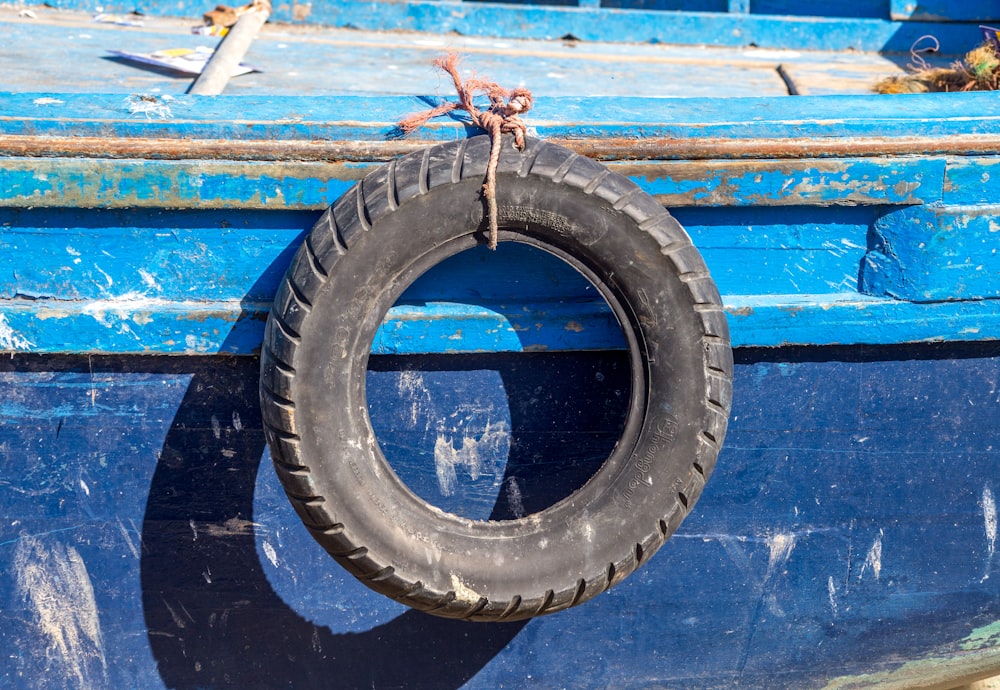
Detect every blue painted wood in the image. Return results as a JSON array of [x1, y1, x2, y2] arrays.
[[3, 199, 1000, 354], [24, 0, 986, 52], [7, 92, 1000, 143], [1, 345, 997, 687], [0, 157, 946, 211], [862, 205, 1000, 302], [890, 0, 1000, 22], [754, 0, 889, 18], [0, 11, 802, 99]]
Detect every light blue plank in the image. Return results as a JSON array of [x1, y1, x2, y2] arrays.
[[723, 292, 1000, 346], [0, 156, 949, 211], [0, 204, 872, 319], [3, 291, 1000, 354], [0, 208, 309, 303], [944, 157, 1000, 206], [0, 11, 790, 98], [6, 92, 1000, 144], [861, 205, 1000, 302], [28, 0, 987, 52], [630, 157, 944, 206]]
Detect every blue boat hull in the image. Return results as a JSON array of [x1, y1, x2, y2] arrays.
[[3, 343, 997, 688]]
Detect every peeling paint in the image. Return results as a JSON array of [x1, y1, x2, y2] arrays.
[[0, 312, 34, 351]]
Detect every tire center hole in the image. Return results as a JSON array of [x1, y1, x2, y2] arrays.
[[365, 242, 631, 522]]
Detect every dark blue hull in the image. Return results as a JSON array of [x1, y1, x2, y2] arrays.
[[3, 343, 997, 688]]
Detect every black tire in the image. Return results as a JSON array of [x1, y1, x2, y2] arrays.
[[260, 135, 733, 622]]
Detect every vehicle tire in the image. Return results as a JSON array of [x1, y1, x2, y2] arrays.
[[260, 134, 733, 622]]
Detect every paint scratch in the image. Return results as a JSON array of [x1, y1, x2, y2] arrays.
[[14, 535, 108, 688], [433, 420, 508, 497], [983, 486, 996, 582], [827, 576, 838, 616], [262, 540, 279, 569], [859, 529, 883, 582]]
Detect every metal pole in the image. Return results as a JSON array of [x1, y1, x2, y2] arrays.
[[187, 0, 271, 96]]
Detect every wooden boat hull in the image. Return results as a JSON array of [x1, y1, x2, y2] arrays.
[[1, 1, 999, 685]]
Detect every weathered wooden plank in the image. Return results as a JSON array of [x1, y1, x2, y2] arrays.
[[0, 9, 793, 99], [944, 157, 1000, 205], [861, 205, 1000, 302], [4, 290, 1000, 354], [6, 92, 1000, 147], [29, 0, 986, 51], [0, 156, 947, 209], [627, 157, 943, 206], [0, 204, 871, 303]]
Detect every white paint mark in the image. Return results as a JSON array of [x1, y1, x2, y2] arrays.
[[93, 264, 113, 288], [397, 370, 429, 427], [211, 414, 221, 440], [767, 532, 796, 574], [450, 573, 482, 605], [190, 519, 198, 541], [432, 421, 508, 497], [14, 535, 108, 687], [137, 268, 159, 291], [262, 540, 279, 568], [203, 567, 212, 584], [827, 576, 838, 616], [124, 94, 172, 120], [859, 529, 883, 582], [232, 412, 243, 432], [0, 313, 34, 351], [33, 96, 63, 105], [983, 486, 997, 582], [79, 479, 90, 497], [66, 246, 81, 256]]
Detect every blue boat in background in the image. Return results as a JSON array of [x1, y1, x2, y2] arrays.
[[1, 0, 999, 687]]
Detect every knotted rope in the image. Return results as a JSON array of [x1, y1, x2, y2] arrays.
[[398, 53, 533, 250]]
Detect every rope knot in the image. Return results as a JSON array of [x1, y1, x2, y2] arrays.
[[397, 53, 534, 249]]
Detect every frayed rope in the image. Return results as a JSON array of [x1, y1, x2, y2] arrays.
[[398, 53, 533, 250]]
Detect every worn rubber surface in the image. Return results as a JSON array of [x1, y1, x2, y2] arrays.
[[260, 135, 733, 621]]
